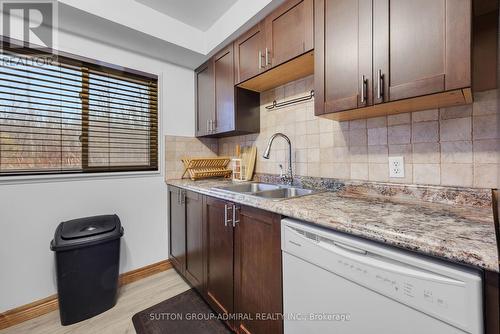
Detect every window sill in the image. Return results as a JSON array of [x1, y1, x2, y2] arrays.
[[0, 170, 162, 185]]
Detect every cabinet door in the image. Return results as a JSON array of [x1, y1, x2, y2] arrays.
[[373, 0, 471, 102], [234, 206, 283, 334], [205, 197, 234, 324], [484, 270, 500, 334], [168, 186, 185, 274], [234, 23, 265, 84], [184, 190, 204, 292], [214, 44, 235, 134], [264, 0, 313, 68], [195, 61, 215, 137], [320, 0, 373, 113]]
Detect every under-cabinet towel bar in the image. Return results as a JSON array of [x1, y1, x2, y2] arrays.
[[265, 90, 314, 110]]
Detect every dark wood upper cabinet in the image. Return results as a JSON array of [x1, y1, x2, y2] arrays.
[[195, 0, 316, 136], [234, 0, 314, 88], [374, 0, 471, 102], [472, 0, 499, 92], [195, 61, 215, 137], [214, 44, 235, 134], [196, 43, 260, 138], [316, 0, 372, 114], [168, 186, 186, 274], [234, 23, 266, 84], [205, 196, 235, 327], [264, 0, 314, 68], [184, 190, 205, 292], [315, 0, 473, 120], [234, 205, 283, 334]]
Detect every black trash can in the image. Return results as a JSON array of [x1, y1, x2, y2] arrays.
[[50, 214, 124, 326]]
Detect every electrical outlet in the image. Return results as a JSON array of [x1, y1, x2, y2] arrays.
[[388, 156, 405, 178]]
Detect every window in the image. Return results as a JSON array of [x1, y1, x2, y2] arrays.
[[0, 45, 158, 176]]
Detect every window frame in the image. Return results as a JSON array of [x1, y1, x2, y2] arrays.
[[0, 37, 160, 178]]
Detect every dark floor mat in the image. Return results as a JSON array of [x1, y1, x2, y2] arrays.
[[132, 289, 233, 334]]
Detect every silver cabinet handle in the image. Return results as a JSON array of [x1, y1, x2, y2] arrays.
[[227, 204, 233, 226], [177, 189, 183, 205], [258, 50, 263, 69], [224, 204, 228, 227], [377, 69, 384, 100], [180, 190, 185, 205], [208, 119, 215, 133], [224, 204, 234, 227], [206, 120, 210, 133], [212, 119, 217, 133], [265, 48, 271, 66], [232, 204, 240, 227], [360, 75, 367, 104]]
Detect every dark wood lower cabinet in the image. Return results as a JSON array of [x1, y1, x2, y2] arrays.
[[168, 186, 185, 274], [168, 186, 206, 292], [484, 270, 500, 334], [204, 199, 283, 334], [234, 205, 283, 334], [168, 190, 283, 334], [184, 190, 205, 291], [205, 197, 235, 325]]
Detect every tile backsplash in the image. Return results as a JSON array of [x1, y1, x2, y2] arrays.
[[168, 75, 499, 189], [165, 136, 218, 180]]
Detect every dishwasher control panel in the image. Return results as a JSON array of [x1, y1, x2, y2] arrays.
[[335, 256, 452, 307], [281, 219, 483, 334]]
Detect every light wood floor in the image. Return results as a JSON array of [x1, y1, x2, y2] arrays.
[[0, 269, 190, 334]]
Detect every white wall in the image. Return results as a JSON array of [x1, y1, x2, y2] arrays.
[[0, 176, 167, 312], [0, 7, 195, 311]]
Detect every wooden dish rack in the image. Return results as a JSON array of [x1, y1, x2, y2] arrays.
[[181, 157, 232, 180]]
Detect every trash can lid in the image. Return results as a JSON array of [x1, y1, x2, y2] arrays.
[[61, 215, 117, 239], [51, 214, 124, 251]]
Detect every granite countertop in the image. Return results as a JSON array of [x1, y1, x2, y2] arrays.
[[166, 178, 499, 273]]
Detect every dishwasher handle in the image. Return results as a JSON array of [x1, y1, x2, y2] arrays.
[[333, 240, 367, 255]]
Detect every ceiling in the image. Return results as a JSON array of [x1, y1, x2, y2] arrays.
[[135, 0, 238, 31], [58, 0, 284, 68]]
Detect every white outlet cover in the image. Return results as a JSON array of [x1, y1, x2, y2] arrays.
[[388, 156, 405, 178]]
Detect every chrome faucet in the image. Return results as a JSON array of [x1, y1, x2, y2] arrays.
[[263, 133, 293, 185]]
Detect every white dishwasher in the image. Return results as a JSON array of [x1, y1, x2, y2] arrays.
[[281, 218, 484, 334]]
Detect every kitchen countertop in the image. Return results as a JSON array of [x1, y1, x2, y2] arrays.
[[166, 178, 499, 273]]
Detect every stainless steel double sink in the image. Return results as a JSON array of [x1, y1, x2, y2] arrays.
[[213, 182, 316, 200]]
